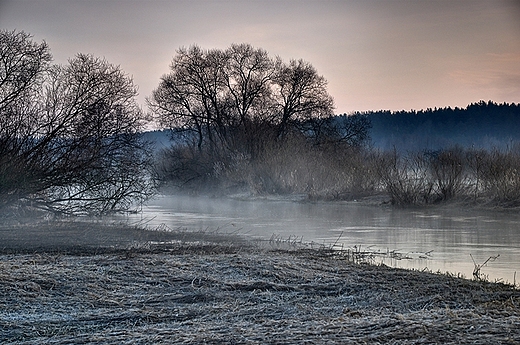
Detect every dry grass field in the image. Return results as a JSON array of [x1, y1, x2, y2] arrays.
[[1, 222, 519, 344]]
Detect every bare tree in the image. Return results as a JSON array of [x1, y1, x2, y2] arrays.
[[222, 44, 278, 158], [427, 148, 468, 201], [273, 59, 334, 139], [149, 46, 230, 153], [0, 30, 153, 215], [0, 30, 52, 113], [223, 44, 277, 126], [149, 44, 336, 189]]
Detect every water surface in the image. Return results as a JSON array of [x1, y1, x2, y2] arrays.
[[126, 195, 520, 284]]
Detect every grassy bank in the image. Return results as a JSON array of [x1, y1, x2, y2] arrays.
[[0, 223, 519, 344]]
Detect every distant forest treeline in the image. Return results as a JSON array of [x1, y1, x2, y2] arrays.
[[147, 100, 520, 152], [358, 101, 520, 150]]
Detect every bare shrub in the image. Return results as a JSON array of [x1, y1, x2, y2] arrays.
[[480, 147, 520, 205], [155, 145, 217, 192], [465, 148, 489, 201], [247, 133, 314, 195], [376, 150, 434, 205], [427, 147, 469, 201], [244, 134, 378, 199]]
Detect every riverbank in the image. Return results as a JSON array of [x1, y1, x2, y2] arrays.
[[1, 223, 519, 344]]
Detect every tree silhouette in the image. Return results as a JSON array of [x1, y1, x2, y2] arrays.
[[149, 44, 335, 159], [0, 30, 153, 215]]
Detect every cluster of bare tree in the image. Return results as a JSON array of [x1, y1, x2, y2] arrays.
[[149, 44, 372, 194], [148, 44, 335, 153], [0, 30, 153, 215]]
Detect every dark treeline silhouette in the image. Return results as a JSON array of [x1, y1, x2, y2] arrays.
[[366, 101, 520, 150]]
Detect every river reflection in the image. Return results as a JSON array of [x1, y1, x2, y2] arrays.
[[125, 195, 520, 284]]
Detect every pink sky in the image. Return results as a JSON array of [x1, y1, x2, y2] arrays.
[[1, 0, 519, 114]]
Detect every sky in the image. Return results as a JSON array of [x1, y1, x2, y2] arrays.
[[1, 0, 519, 114]]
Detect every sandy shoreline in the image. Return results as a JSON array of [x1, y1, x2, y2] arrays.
[[1, 223, 519, 344]]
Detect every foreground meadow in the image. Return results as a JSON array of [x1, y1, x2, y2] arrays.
[[0, 222, 519, 344]]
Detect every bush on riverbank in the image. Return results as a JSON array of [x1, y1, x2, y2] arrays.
[[376, 145, 520, 206], [156, 137, 520, 207], [155, 130, 378, 199]]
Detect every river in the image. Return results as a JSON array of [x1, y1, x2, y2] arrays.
[[125, 194, 520, 285]]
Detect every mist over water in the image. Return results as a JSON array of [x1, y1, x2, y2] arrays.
[[125, 195, 520, 284]]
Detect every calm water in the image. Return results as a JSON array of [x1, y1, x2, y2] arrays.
[[126, 195, 520, 284]]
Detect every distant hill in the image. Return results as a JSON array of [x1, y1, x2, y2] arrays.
[[361, 101, 520, 151]]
